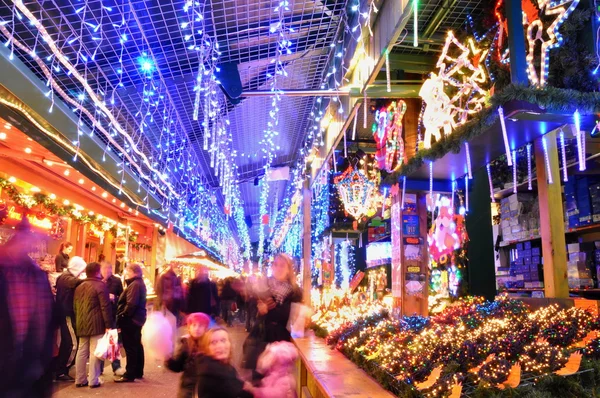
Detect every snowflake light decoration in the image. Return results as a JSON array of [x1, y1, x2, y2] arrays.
[[420, 32, 490, 148], [334, 166, 377, 220]]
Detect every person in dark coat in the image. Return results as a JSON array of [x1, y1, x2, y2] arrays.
[[73, 262, 113, 388], [100, 262, 124, 375], [165, 312, 210, 398], [186, 268, 217, 316], [196, 327, 253, 398], [156, 263, 184, 321], [0, 219, 57, 398], [243, 254, 302, 377], [115, 263, 147, 383], [54, 242, 73, 272], [54, 256, 86, 381], [219, 278, 237, 326], [115, 253, 125, 275]]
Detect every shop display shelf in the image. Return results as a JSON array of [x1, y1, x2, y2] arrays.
[[499, 235, 542, 247], [404, 100, 596, 184]]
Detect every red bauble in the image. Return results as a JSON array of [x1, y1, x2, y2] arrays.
[[261, 214, 269, 225], [36, 211, 46, 220]]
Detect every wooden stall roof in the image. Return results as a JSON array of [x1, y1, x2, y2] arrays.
[[294, 336, 395, 398]]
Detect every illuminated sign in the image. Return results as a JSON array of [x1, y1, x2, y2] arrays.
[[366, 242, 392, 267], [8, 207, 52, 230]]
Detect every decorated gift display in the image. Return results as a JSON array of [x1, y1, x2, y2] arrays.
[[312, 296, 600, 397]]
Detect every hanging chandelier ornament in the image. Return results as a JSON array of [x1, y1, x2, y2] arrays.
[[334, 166, 378, 221], [373, 100, 407, 172]]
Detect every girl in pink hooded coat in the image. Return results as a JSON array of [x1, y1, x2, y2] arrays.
[[252, 341, 298, 398]]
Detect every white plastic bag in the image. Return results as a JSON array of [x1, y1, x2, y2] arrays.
[[142, 311, 174, 360], [288, 303, 312, 339], [94, 329, 119, 360]]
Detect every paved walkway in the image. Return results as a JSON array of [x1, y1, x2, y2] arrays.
[[53, 324, 248, 398]]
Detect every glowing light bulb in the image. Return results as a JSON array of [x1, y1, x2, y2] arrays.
[[102, 192, 108, 198], [63, 199, 70, 205], [0, 132, 6, 140], [24, 147, 32, 154], [78, 178, 84, 184], [91, 186, 96, 191], [64, 170, 70, 176], [8, 176, 16, 183], [49, 193, 56, 199]]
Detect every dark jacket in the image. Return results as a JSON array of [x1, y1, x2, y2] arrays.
[[196, 356, 253, 398], [166, 336, 203, 398], [186, 278, 217, 315], [55, 271, 83, 318], [156, 268, 184, 314], [55, 252, 69, 272], [220, 281, 237, 301], [73, 277, 113, 337], [0, 249, 57, 398], [105, 275, 123, 318], [117, 276, 147, 327], [263, 286, 302, 343]]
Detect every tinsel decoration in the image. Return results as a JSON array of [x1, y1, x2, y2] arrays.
[[0, 202, 7, 226]]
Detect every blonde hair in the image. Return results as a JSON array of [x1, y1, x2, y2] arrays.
[[274, 253, 298, 288], [200, 327, 232, 364]]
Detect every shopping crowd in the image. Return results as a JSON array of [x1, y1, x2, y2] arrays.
[[0, 218, 304, 398]]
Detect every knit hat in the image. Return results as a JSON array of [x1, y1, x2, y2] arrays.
[[68, 256, 86, 277], [186, 312, 211, 328]]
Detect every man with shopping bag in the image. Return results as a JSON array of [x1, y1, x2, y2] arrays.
[[73, 262, 113, 388]]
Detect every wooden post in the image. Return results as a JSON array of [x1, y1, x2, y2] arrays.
[[391, 188, 403, 311], [534, 130, 569, 298], [302, 177, 312, 306], [102, 230, 114, 268], [505, 0, 529, 84]]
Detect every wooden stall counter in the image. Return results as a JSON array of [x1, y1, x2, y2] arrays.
[[294, 335, 395, 398]]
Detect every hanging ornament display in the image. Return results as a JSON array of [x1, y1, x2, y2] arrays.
[[373, 101, 407, 172], [334, 166, 378, 221], [49, 218, 65, 240], [420, 32, 490, 148], [428, 196, 468, 262]]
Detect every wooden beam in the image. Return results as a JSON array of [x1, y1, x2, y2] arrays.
[[387, 53, 436, 74], [534, 130, 569, 298]]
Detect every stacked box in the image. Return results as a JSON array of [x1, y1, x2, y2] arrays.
[[564, 179, 580, 228], [590, 183, 600, 223], [510, 243, 544, 288], [567, 242, 595, 288], [577, 177, 593, 226], [500, 193, 538, 242]]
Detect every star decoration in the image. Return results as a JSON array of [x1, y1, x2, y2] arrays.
[[523, 0, 580, 86], [495, 0, 580, 86], [420, 32, 490, 148]]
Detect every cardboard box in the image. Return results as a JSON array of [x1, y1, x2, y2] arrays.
[[568, 243, 581, 253], [524, 241, 532, 250], [532, 248, 541, 256]]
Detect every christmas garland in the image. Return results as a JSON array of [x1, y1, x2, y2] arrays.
[[312, 296, 600, 397], [0, 177, 123, 236], [382, 85, 600, 186]]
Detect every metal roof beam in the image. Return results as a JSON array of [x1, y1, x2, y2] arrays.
[[422, 0, 459, 39], [387, 53, 437, 74]]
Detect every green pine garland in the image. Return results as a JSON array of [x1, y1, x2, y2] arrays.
[[382, 85, 600, 186], [0, 176, 123, 235]]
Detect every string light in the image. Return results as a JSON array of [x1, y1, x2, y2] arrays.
[[465, 175, 469, 212], [574, 110, 586, 171], [527, 144, 533, 190], [512, 150, 517, 194], [429, 161, 433, 211], [487, 164, 495, 202], [385, 50, 391, 92], [465, 142, 472, 179], [352, 109, 358, 140], [498, 107, 512, 166], [413, 0, 418, 47], [401, 175, 406, 210], [542, 136, 553, 184], [560, 130, 568, 182]]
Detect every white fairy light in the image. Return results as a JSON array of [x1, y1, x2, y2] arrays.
[[512, 150, 517, 194], [542, 136, 553, 184], [465, 142, 472, 179], [465, 175, 469, 212], [401, 175, 406, 210], [487, 164, 495, 202], [498, 107, 512, 166], [526, 144, 533, 190], [559, 130, 568, 182]]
